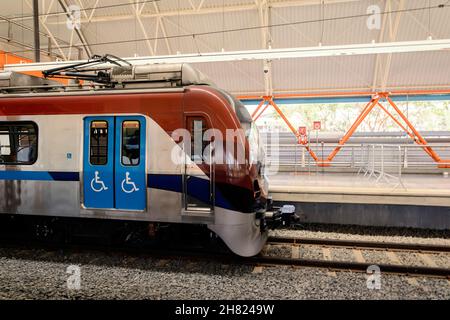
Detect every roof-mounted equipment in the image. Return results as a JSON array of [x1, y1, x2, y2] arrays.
[[42, 54, 132, 85]]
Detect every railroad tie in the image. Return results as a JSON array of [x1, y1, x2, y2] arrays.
[[252, 266, 263, 274], [322, 248, 336, 277], [322, 248, 332, 260], [416, 253, 440, 292], [385, 251, 401, 265], [385, 252, 422, 287], [405, 277, 419, 287], [291, 245, 299, 259], [418, 253, 439, 268], [352, 249, 366, 263]]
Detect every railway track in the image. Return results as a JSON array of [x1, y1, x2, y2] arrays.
[[253, 236, 450, 278], [267, 236, 450, 253], [0, 235, 449, 278]]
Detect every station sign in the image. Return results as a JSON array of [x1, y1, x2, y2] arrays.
[[298, 126, 307, 136], [313, 121, 321, 131]]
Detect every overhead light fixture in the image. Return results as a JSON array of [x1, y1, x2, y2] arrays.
[[5, 39, 450, 72]]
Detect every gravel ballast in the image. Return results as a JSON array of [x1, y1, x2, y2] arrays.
[[0, 224, 449, 300], [0, 246, 449, 300], [271, 224, 450, 246]]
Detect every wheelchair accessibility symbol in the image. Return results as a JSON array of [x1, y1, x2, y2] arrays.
[[121, 172, 140, 194], [91, 171, 108, 192]]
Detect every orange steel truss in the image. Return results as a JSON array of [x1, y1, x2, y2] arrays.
[[0, 51, 69, 84], [251, 96, 320, 161], [248, 93, 450, 168]]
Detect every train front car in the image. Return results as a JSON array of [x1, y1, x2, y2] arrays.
[[0, 60, 292, 258], [183, 86, 270, 257]]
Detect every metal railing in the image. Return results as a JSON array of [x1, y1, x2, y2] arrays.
[[356, 144, 405, 190], [263, 141, 450, 173]]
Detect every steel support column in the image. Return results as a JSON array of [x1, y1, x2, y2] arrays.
[[32, 0, 40, 62]]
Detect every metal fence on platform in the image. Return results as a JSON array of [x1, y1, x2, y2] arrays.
[[356, 144, 405, 190], [261, 132, 450, 173]]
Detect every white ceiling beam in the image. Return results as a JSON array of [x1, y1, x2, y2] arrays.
[[152, 1, 172, 55], [23, 0, 67, 60], [136, 18, 155, 55], [187, 0, 197, 11], [380, 0, 405, 91], [0, 0, 71, 60], [40, 0, 360, 24], [67, 28, 74, 59], [130, 0, 155, 55], [42, 0, 56, 23], [153, 18, 160, 53], [57, 0, 93, 58], [161, 16, 264, 87], [87, 0, 100, 23], [6, 39, 450, 72], [371, 0, 390, 91], [75, 0, 89, 19], [260, 84, 450, 95], [402, 1, 438, 40], [39, 21, 67, 60], [372, 0, 405, 91], [258, 0, 273, 95], [197, 0, 207, 11]]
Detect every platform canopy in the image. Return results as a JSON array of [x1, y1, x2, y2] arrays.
[[1, 0, 450, 96]]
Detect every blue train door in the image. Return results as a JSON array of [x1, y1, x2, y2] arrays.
[[83, 116, 146, 211], [114, 116, 146, 210], [83, 117, 115, 209]]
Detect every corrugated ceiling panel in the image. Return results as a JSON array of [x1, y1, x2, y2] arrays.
[[67, 0, 135, 18], [194, 60, 264, 95], [272, 55, 377, 93], [1, 0, 450, 94], [161, 10, 261, 53], [82, 18, 158, 57], [387, 51, 450, 90]]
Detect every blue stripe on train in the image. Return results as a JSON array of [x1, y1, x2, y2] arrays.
[[0, 171, 234, 210], [147, 173, 182, 193], [147, 173, 232, 210]]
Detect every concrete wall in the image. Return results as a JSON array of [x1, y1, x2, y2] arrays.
[[276, 201, 450, 230]]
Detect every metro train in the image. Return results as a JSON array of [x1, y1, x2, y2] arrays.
[[0, 56, 295, 256]]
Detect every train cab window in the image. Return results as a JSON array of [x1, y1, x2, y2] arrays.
[[90, 121, 108, 165], [188, 118, 209, 163], [0, 122, 38, 165], [121, 121, 140, 166]]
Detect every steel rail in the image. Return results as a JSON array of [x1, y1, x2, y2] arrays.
[[247, 255, 450, 278], [267, 236, 450, 253], [1, 237, 449, 278]]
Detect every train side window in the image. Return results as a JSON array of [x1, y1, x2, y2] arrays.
[[90, 121, 108, 165], [0, 122, 38, 165], [121, 120, 140, 166], [188, 117, 209, 162]]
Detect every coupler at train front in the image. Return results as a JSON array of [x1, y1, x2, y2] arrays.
[[257, 197, 299, 231]]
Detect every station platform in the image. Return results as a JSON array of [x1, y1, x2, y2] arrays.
[[268, 172, 450, 229], [269, 172, 450, 207]]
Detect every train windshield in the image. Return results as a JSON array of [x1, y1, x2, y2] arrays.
[[216, 89, 265, 166], [217, 89, 253, 137], [236, 105, 252, 137]]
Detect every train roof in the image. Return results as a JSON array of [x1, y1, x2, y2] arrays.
[[0, 63, 215, 95]]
